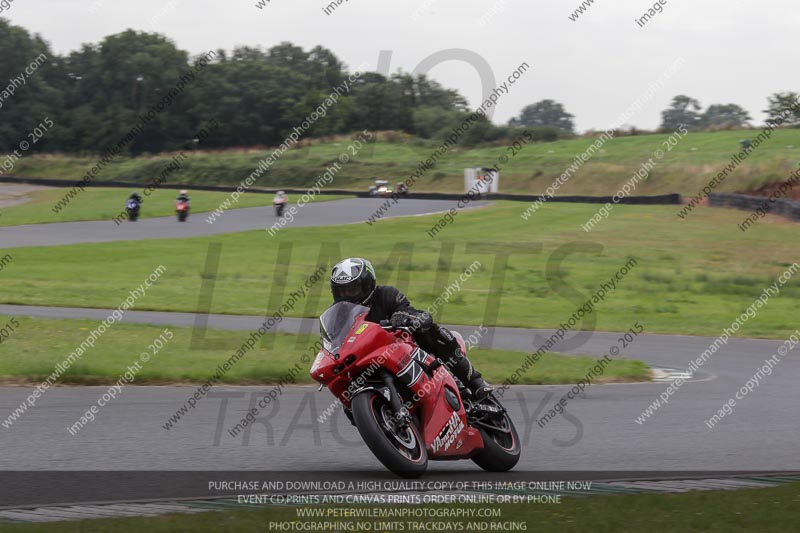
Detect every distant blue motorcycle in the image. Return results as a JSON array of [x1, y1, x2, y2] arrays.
[[126, 197, 141, 221]]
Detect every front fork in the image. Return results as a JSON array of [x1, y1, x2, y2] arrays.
[[320, 373, 411, 428], [380, 370, 412, 430]]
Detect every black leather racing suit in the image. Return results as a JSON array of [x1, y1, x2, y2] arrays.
[[364, 285, 486, 391]]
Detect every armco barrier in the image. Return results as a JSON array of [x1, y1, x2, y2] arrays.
[[709, 192, 800, 222], [0, 175, 681, 205]]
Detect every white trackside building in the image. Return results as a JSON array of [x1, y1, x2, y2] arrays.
[[464, 167, 499, 195]]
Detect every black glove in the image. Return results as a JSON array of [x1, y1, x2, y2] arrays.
[[390, 311, 415, 329], [390, 311, 432, 331]]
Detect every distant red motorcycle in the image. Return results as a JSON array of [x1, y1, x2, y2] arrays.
[[311, 301, 520, 478], [175, 200, 190, 222]]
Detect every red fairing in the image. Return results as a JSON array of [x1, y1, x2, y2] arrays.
[[310, 313, 483, 460], [416, 366, 482, 459]]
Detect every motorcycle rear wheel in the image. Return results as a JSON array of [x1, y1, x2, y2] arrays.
[[352, 392, 428, 478]]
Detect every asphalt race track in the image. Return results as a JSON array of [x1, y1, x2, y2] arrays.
[[0, 197, 485, 248], [1, 198, 798, 505], [0, 304, 796, 472]]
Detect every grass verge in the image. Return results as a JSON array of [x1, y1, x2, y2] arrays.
[[1, 200, 798, 339], [12, 129, 800, 196], [0, 316, 648, 385]]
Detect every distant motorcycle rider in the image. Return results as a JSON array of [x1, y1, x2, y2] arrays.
[[274, 190, 288, 217], [128, 192, 143, 205], [329, 257, 493, 400], [176, 189, 191, 205]]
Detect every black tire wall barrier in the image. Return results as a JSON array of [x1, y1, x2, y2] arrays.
[[0, 176, 681, 205], [708, 192, 800, 222]]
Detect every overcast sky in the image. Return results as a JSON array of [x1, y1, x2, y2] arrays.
[[4, 0, 798, 132]]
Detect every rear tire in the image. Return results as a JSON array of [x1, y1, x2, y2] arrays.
[[471, 412, 521, 472], [352, 392, 428, 478]]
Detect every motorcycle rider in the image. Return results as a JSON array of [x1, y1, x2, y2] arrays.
[[176, 189, 191, 206], [274, 190, 288, 217], [127, 191, 143, 205], [329, 257, 493, 400]]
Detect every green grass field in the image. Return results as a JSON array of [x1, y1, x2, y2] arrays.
[[1, 200, 797, 339], [3, 483, 798, 532], [0, 186, 350, 226], [0, 316, 648, 384], [12, 129, 800, 196]]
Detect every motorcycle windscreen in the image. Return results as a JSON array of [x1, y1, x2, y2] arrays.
[[319, 301, 370, 357]]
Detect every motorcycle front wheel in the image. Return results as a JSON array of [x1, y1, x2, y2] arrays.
[[352, 391, 428, 478], [471, 408, 521, 472]]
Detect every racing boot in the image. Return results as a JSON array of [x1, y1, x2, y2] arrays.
[[447, 349, 494, 401]]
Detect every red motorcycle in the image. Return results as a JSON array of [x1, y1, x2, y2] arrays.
[[311, 302, 520, 478], [175, 200, 190, 222]]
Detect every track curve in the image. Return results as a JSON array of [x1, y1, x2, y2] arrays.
[[0, 198, 486, 248], [0, 198, 797, 506], [0, 303, 797, 474]]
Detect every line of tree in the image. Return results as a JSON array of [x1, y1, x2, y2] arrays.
[[658, 94, 800, 131], [1, 19, 573, 155], [1, 18, 796, 156], [659, 95, 752, 131]]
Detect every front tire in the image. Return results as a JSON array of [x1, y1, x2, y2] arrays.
[[471, 411, 521, 472], [351, 392, 428, 478]]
